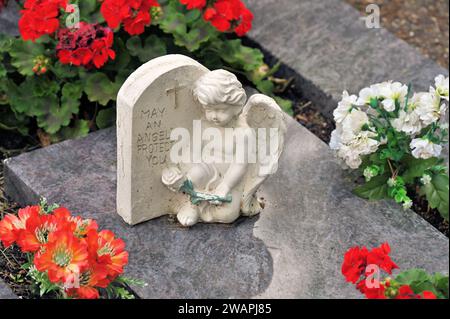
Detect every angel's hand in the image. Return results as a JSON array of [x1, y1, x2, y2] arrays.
[[209, 184, 231, 205]]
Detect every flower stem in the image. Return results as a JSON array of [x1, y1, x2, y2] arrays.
[[387, 159, 397, 178]]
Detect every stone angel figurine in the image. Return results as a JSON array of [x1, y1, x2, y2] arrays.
[[161, 70, 287, 226]]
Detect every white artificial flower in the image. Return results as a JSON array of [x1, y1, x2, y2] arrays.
[[337, 131, 380, 169], [333, 91, 358, 123], [387, 178, 396, 187], [420, 174, 432, 185], [435, 74, 449, 101], [379, 81, 408, 112], [391, 109, 423, 136], [329, 128, 343, 150], [415, 89, 448, 126], [410, 138, 442, 159], [357, 84, 380, 106], [337, 145, 363, 169], [340, 109, 370, 143], [402, 200, 413, 210], [381, 98, 396, 112], [363, 167, 376, 181]]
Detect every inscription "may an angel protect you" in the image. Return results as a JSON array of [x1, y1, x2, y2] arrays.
[[136, 107, 173, 167]]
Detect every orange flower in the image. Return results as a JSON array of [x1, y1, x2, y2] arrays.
[[17, 213, 58, 253], [0, 206, 39, 247], [53, 207, 98, 237], [68, 216, 98, 238], [52, 207, 72, 219], [86, 230, 129, 280], [65, 266, 106, 299], [67, 285, 100, 299], [34, 231, 89, 283]]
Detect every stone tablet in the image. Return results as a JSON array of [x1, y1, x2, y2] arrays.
[[117, 55, 208, 225], [117, 55, 287, 227]]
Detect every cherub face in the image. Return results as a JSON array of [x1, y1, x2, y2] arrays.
[[203, 104, 240, 127]]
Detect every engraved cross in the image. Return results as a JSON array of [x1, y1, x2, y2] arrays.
[[166, 80, 188, 109]]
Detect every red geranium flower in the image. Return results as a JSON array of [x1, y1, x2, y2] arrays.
[[341, 246, 369, 284], [421, 291, 437, 299], [0, 206, 40, 247], [202, 0, 253, 36], [180, 0, 206, 10], [34, 231, 89, 283], [56, 23, 116, 69], [362, 280, 387, 299], [18, 0, 68, 41], [394, 285, 418, 299], [100, 0, 129, 29], [123, 10, 151, 36], [367, 242, 398, 274], [234, 3, 253, 36], [101, 0, 159, 36]]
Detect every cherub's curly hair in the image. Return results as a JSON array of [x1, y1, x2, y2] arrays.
[[193, 70, 247, 108]]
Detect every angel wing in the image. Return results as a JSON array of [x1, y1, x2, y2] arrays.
[[239, 94, 287, 216]]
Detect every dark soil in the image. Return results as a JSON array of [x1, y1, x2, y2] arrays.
[[0, 131, 38, 298], [411, 190, 449, 237]]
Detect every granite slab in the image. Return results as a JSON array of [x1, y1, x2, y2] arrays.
[[4, 119, 449, 299]]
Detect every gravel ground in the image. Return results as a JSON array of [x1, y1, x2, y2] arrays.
[[346, 0, 449, 69]]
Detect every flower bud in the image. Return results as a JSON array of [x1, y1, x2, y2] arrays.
[[151, 6, 163, 21]]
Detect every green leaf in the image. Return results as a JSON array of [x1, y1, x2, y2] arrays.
[[402, 156, 440, 184], [0, 105, 30, 135], [0, 63, 6, 78], [9, 40, 45, 76], [215, 39, 264, 73], [256, 80, 275, 95], [159, 5, 187, 36], [36, 101, 76, 134], [115, 276, 146, 288], [395, 269, 430, 287], [114, 287, 135, 299], [50, 62, 79, 79], [27, 266, 61, 297], [77, 0, 99, 23], [274, 96, 293, 116], [395, 269, 449, 298], [96, 108, 116, 129], [29, 82, 82, 134], [62, 82, 83, 108], [423, 173, 449, 221], [51, 119, 90, 142], [160, 1, 218, 51], [62, 82, 83, 103], [432, 273, 449, 299], [353, 174, 390, 200], [6, 77, 60, 117], [83, 73, 120, 106], [185, 9, 201, 24], [104, 38, 131, 72], [0, 33, 14, 54], [180, 20, 216, 52], [126, 35, 167, 63]]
